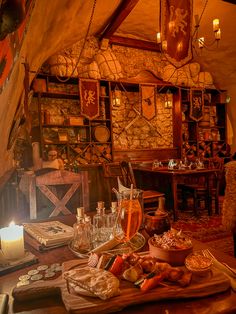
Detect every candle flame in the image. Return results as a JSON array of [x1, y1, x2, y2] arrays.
[[9, 221, 15, 227]]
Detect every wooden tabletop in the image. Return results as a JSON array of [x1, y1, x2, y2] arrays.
[[1, 215, 236, 314]]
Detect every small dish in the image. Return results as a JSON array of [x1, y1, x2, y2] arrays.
[[185, 252, 212, 274]]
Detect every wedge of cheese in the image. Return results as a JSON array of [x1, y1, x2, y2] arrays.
[[63, 266, 120, 300]]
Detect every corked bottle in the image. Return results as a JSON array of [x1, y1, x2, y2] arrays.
[[71, 207, 91, 253]]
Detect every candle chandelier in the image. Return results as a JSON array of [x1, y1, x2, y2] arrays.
[[156, 0, 221, 58]]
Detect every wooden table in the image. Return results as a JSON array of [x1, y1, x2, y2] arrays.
[[1, 215, 236, 314], [133, 165, 219, 221]]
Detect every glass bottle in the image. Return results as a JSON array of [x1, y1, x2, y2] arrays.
[[106, 201, 118, 239], [93, 201, 106, 244], [113, 189, 143, 242], [84, 214, 94, 249], [71, 207, 91, 253]]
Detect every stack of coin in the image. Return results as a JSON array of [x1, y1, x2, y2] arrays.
[[16, 263, 62, 287]]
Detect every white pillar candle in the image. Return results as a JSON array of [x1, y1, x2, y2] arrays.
[[0, 222, 24, 260]]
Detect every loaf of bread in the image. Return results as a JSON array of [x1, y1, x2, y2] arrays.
[[63, 266, 120, 300]]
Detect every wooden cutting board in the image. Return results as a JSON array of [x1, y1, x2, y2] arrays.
[[12, 259, 231, 314]]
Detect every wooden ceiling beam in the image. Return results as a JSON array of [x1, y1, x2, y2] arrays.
[[100, 0, 140, 40], [109, 35, 161, 52]]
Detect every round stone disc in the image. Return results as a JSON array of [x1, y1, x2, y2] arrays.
[[44, 271, 55, 278], [19, 274, 30, 281], [31, 274, 43, 281], [37, 265, 49, 271], [28, 269, 39, 276], [17, 280, 30, 287]]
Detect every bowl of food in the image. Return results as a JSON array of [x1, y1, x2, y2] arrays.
[[185, 252, 212, 275], [148, 229, 193, 266]]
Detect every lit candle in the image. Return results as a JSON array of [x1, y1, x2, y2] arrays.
[[156, 32, 161, 44], [113, 90, 121, 106], [213, 18, 220, 32], [0, 221, 24, 260], [215, 29, 221, 40], [198, 37, 205, 48]]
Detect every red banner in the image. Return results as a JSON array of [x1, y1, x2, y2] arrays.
[[189, 89, 204, 121], [161, 0, 193, 68], [140, 84, 156, 121], [0, 0, 35, 93], [79, 79, 99, 120]]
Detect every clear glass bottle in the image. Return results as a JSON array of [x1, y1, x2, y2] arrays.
[[84, 214, 94, 249], [71, 207, 91, 253], [106, 201, 118, 239], [93, 201, 106, 244]]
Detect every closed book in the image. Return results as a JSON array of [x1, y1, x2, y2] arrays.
[[23, 221, 74, 247]]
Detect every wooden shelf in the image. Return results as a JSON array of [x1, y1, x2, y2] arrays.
[[34, 91, 79, 100], [181, 88, 227, 159], [32, 74, 113, 166]]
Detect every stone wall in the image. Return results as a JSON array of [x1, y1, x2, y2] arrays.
[[112, 91, 173, 150]]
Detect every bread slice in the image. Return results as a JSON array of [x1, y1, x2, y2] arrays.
[[63, 266, 120, 300]]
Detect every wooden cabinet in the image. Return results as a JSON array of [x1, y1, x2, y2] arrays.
[[181, 89, 227, 159], [31, 74, 113, 169]]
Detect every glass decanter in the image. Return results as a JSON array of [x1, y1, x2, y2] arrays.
[[113, 188, 143, 242]]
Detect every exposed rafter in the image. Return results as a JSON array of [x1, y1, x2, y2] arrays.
[[222, 0, 236, 4], [109, 35, 161, 52], [99, 0, 140, 40]]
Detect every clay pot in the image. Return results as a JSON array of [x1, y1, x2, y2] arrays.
[[144, 211, 170, 237], [148, 237, 193, 266]]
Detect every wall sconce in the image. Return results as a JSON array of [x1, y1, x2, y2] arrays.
[[156, 32, 161, 44], [164, 89, 173, 109], [112, 85, 121, 106]]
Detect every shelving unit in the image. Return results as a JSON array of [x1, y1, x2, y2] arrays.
[[31, 74, 113, 168], [181, 88, 227, 159]]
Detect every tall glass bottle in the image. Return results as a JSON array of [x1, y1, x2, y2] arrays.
[[106, 201, 118, 239], [84, 214, 94, 249], [93, 201, 106, 244]]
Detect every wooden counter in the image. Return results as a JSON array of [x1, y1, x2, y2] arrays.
[[1, 215, 236, 313]]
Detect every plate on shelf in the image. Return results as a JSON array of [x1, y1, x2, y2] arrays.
[[68, 232, 146, 258], [94, 125, 110, 142]]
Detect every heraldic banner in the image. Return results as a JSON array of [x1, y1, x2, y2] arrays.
[[79, 79, 99, 119], [189, 89, 204, 121], [161, 0, 193, 68], [140, 84, 156, 121]]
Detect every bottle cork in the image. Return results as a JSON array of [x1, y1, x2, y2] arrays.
[[77, 207, 84, 218], [97, 201, 104, 209]]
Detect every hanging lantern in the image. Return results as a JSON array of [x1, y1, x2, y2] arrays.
[[164, 89, 173, 108], [112, 85, 121, 106]]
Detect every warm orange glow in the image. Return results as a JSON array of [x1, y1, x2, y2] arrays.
[[177, 41, 183, 52], [156, 32, 161, 44], [168, 21, 175, 33], [162, 40, 167, 51], [213, 18, 220, 32], [198, 37, 205, 48], [215, 29, 221, 40]]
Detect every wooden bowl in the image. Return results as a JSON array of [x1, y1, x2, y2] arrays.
[[185, 252, 212, 275], [148, 237, 193, 266]]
